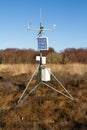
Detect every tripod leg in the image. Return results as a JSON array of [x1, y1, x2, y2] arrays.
[[50, 71, 73, 99], [18, 65, 39, 104], [45, 67, 73, 100], [42, 82, 73, 100], [19, 82, 41, 104]]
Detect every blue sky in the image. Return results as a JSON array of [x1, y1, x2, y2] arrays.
[[0, 0, 87, 52]]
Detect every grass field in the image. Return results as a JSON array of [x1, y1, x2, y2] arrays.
[[0, 63, 87, 130], [0, 63, 87, 75]]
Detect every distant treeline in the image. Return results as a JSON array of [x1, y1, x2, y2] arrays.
[[0, 48, 87, 64], [62, 48, 87, 64]]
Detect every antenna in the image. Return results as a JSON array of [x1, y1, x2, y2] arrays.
[[18, 10, 73, 105], [40, 8, 42, 24], [27, 9, 56, 37]]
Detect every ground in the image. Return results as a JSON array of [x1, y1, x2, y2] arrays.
[[0, 64, 87, 130]]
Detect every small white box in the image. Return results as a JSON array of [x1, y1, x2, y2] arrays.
[[36, 56, 40, 61], [42, 57, 46, 64], [41, 68, 50, 81]]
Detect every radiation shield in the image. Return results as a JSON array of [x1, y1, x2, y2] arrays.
[[37, 37, 49, 50], [41, 68, 51, 81]]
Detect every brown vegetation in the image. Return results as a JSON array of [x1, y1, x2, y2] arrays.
[[0, 48, 87, 64], [0, 64, 87, 130], [62, 48, 87, 64]]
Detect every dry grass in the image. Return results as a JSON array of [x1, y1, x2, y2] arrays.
[[0, 64, 37, 76], [0, 63, 87, 130], [48, 63, 87, 75], [0, 63, 87, 76]]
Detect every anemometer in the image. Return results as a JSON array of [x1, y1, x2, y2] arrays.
[[18, 10, 73, 105]]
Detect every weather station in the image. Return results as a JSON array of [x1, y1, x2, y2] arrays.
[[18, 10, 73, 105]]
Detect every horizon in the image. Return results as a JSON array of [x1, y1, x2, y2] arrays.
[[0, 46, 87, 53]]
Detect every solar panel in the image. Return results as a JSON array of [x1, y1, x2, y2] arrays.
[[37, 37, 49, 50]]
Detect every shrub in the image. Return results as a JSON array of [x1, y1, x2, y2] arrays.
[[47, 52, 63, 64]]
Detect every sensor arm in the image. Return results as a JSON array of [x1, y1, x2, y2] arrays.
[[27, 24, 56, 31]]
